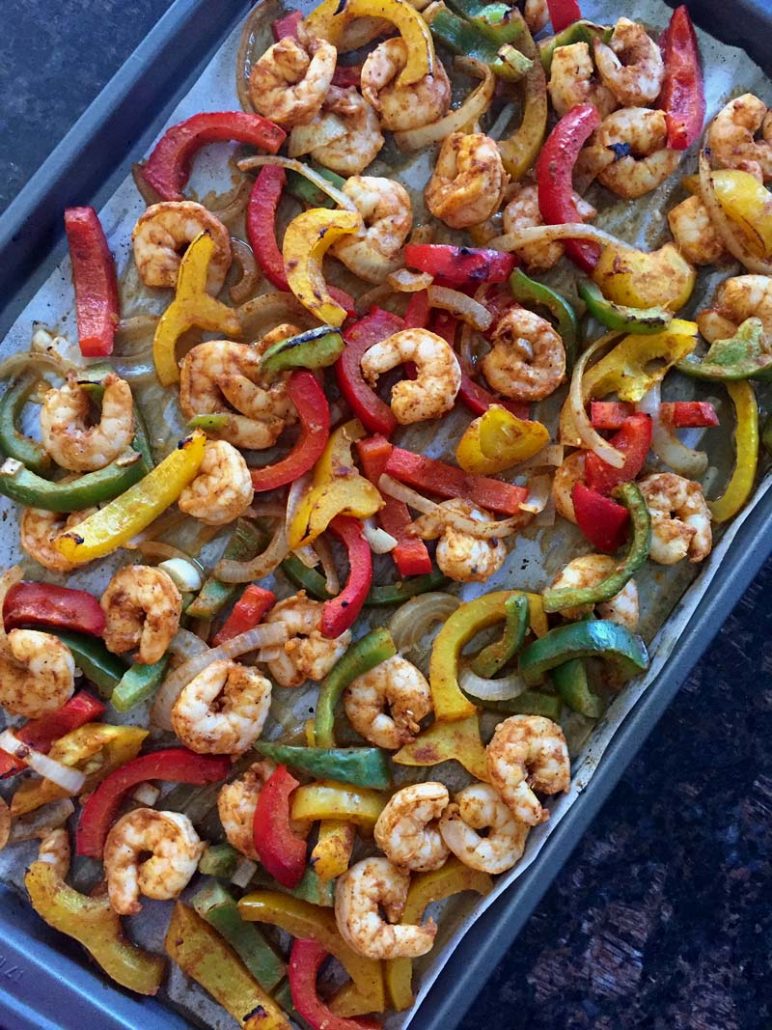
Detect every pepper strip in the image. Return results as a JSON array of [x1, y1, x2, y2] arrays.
[[283, 208, 362, 326], [0, 374, 51, 473], [0, 450, 146, 513], [254, 742, 391, 791], [470, 592, 528, 677], [509, 268, 578, 368], [315, 628, 397, 747], [290, 939, 381, 1030], [708, 381, 759, 523], [520, 619, 649, 686], [253, 765, 308, 889], [246, 164, 289, 290], [677, 318, 772, 381], [187, 520, 264, 619], [212, 584, 276, 647], [365, 570, 450, 606], [455, 405, 549, 476], [64, 206, 119, 357], [0, 691, 105, 778], [110, 657, 169, 713], [572, 482, 630, 553], [392, 715, 489, 781], [50, 631, 127, 696], [546, 0, 581, 32], [291, 781, 386, 830], [584, 414, 653, 495], [4, 582, 105, 636], [551, 658, 603, 718], [251, 371, 331, 492], [321, 517, 373, 639], [261, 326, 345, 379], [311, 820, 357, 881], [578, 280, 671, 335], [404, 243, 515, 286], [338, 308, 404, 436], [497, 13, 547, 180], [659, 5, 705, 151]]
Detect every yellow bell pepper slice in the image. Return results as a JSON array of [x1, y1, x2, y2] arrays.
[[393, 714, 489, 780], [592, 242, 696, 313], [11, 724, 148, 816], [165, 902, 291, 1029], [311, 819, 357, 881], [497, 14, 547, 180], [238, 890, 385, 1012], [56, 430, 206, 563], [291, 780, 386, 829], [709, 380, 759, 523], [153, 232, 242, 386], [26, 860, 165, 996], [385, 858, 493, 1011], [283, 208, 362, 327], [684, 169, 772, 258], [456, 405, 550, 475]]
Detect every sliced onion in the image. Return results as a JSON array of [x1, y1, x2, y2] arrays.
[[229, 239, 260, 305], [238, 292, 316, 338], [378, 474, 524, 538], [255, 646, 284, 663], [377, 474, 440, 516], [387, 269, 433, 293], [515, 444, 564, 471], [294, 545, 321, 569], [568, 332, 627, 469], [131, 540, 190, 563], [169, 628, 210, 660], [289, 114, 348, 158], [459, 664, 527, 701], [458, 320, 481, 377], [238, 156, 357, 212], [314, 535, 340, 594], [216, 522, 290, 583], [488, 222, 636, 254], [487, 102, 516, 142], [201, 177, 251, 224], [159, 558, 204, 593], [0, 797, 9, 851], [389, 592, 460, 653], [428, 286, 493, 332], [0, 347, 77, 382], [0, 566, 24, 658], [287, 474, 313, 535], [394, 58, 494, 151], [0, 730, 86, 795], [637, 385, 708, 477], [534, 492, 556, 527], [699, 149, 772, 275], [355, 284, 394, 315], [231, 856, 258, 888], [519, 473, 551, 514], [8, 799, 75, 844], [132, 782, 161, 806], [363, 517, 398, 554]]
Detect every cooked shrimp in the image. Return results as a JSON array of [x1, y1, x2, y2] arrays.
[[549, 554, 640, 631], [249, 32, 336, 127], [412, 499, 507, 583], [217, 761, 275, 860], [696, 274, 772, 343], [179, 338, 295, 451], [551, 452, 586, 524], [374, 783, 449, 872], [0, 629, 74, 718], [132, 201, 232, 293], [101, 565, 182, 664], [264, 592, 351, 688], [37, 827, 71, 880], [360, 329, 461, 424], [594, 108, 680, 199], [344, 655, 431, 750], [549, 42, 617, 119], [439, 783, 529, 875], [178, 440, 253, 526], [638, 472, 712, 564], [40, 373, 134, 472], [307, 87, 385, 175], [667, 195, 726, 265], [482, 308, 565, 402], [486, 714, 570, 825], [20, 507, 96, 573], [331, 176, 413, 283], [593, 19, 665, 107], [524, 0, 548, 34], [707, 94, 772, 181], [425, 132, 507, 230], [103, 808, 203, 915], [503, 183, 597, 273], [171, 659, 272, 754], [335, 856, 437, 959], [361, 38, 451, 133]]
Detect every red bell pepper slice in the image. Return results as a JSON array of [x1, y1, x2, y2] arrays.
[[64, 207, 119, 358], [212, 585, 276, 647], [660, 401, 719, 428], [253, 764, 307, 888], [246, 165, 289, 290], [329, 286, 357, 320], [404, 289, 430, 330], [536, 104, 601, 273], [76, 749, 230, 858], [140, 112, 286, 201], [337, 308, 404, 436], [0, 691, 105, 779], [321, 517, 373, 639], [584, 414, 652, 495], [356, 435, 433, 577], [385, 446, 528, 515], [404, 244, 517, 286], [289, 939, 381, 1030], [4, 582, 105, 636], [272, 10, 302, 40], [572, 481, 630, 553], [659, 5, 705, 151], [332, 63, 363, 88], [251, 370, 330, 492], [590, 400, 635, 430], [546, 0, 582, 32]]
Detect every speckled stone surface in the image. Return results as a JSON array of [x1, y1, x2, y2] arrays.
[[1, 3, 771, 1028]]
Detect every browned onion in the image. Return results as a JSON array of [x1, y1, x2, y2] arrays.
[[235, 2, 262, 112], [216, 521, 290, 583], [229, 238, 260, 304], [427, 286, 493, 331], [378, 474, 523, 538]]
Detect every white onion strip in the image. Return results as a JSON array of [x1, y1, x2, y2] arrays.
[[394, 59, 495, 151], [378, 474, 524, 538], [169, 628, 210, 660], [568, 332, 627, 469], [698, 149, 772, 275], [238, 155, 357, 212], [387, 268, 433, 293], [459, 664, 527, 701], [637, 385, 708, 478], [519, 473, 551, 514], [427, 286, 493, 331], [0, 730, 86, 795], [216, 522, 289, 583], [363, 518, 398, 554], [488, 222, 636, 254], [389, 592, 460, 653], [514, 444, 564, 471], [313, 534, 340, 593]]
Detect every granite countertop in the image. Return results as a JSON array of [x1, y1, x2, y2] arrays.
[[1, 2, 770, 1027]]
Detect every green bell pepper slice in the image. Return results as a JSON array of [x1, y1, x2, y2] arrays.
[[520, 620, 649, 686], [0, 373, 52, 475], [470, 592, 528, 678], [539, 20, 611, 70], [260, 326, 344, 379], [198, 842, 240, 879], [579, 281, 672, 336], [465, 689, 561, 719], [186, 519, 264, 619], [315, 628, 397, 747], [677, 317, 772, 381], [251, 865, 336, 908], [280, 555, 331, 600], [364, 570, 451, 607], [510, 268, 579, 368], [427, 6, 532, 79], [254, 741, 391, 791], [762, 413, 772, 455], [0, 451, 146, 513], [52, 630, 127, 697], [110, 656, 169, 712], [551, 657, 604, 718], [285, 164, 346, 209]]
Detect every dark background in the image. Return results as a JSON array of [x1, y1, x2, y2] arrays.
[[2, 2, 770, 1027]]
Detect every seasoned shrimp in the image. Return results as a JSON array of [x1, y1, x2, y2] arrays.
[[425, 132, 507, 230], [361, 38, 451, 133], [412, 499, 507, 583], [103, 808, 203, 915], [374, 783, 449, 872], [696, 274, 772, 344], [179, 338, 295, 450], [217, 761, 275, 860], [667, 195, 726, 265], [264, 592, 351, 688], [486, 714, 570, 825], [439, 783, 529, 875], [306, 87, 385, 175], [101, 565, 182, 664], [0, 629, 74, 717], [132, 201, 232, 293], [524, 0, 548, 34], [593, 18, 665, 107], [638, 472, 712, 564], [335, 856, 437, 959], [331, 176, 413, 283], [171, 659, 272, 754], [40, 373, 134, 472], [482, 308, 565, 402], [503, 183, 597, 273], [360, 329, 461, 424], [549, 554, 639, 631], [551, 452, 586, 524], [549, 42, 617, 119], [707, 94, 772, 181], [178, 440, 253, 526], [249, 32, 336, 127], [594, 108, 680, 199], [344, 655, 432, 750], [20, 507, 95, 573], [37, 827, 71, 880]]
